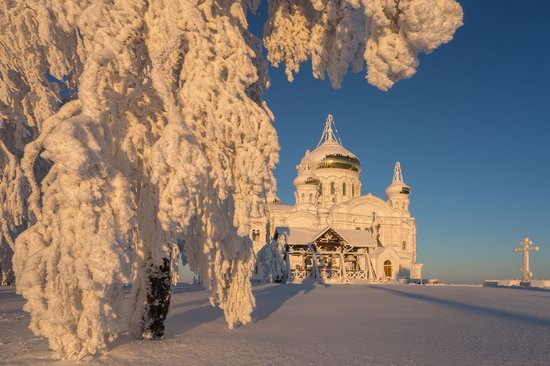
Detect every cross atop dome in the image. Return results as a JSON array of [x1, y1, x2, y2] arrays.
[[318, 114, 343, 146], [392, 162, 404, 183]]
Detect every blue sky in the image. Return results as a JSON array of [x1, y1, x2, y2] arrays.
[[247, 0, 550, 283]]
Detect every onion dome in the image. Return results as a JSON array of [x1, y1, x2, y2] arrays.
[[309, 114, 361, 173], [385, 161, 410, 197], [294, 149, 321, 187], [310, 143, 360, 172], [293, 172, 321, 187]]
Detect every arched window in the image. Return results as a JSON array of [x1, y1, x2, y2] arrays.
[[352, 183, 355, 197], [384, 260, 392, 277], [309, 193, 313, 203], [330, 181, 335, 194], [342, 182, 347, 196]]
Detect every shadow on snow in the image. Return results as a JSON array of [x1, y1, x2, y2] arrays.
[[159, 281, 320, 340], [370, 285, 550, 329]]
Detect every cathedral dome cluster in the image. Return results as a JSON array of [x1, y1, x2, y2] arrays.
[[251, 114, 422, 283]]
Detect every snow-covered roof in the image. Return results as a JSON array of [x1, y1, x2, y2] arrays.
[[334, 228, 377, 247], [276, 227, 320, 244], [276, 226, 377, 247], [267, 204, 294, 212]]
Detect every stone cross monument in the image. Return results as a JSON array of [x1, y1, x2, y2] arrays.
[[514, 237, 540, 282]]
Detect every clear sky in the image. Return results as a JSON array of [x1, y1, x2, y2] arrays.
[[247, 0, 550, 283]]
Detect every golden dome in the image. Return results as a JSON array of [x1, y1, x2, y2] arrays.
[[293, 173, 321, 187], [308, 114, 361, 173]]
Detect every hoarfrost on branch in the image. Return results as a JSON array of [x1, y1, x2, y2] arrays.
[[0, 0, 462, 360], [264, 0, 463, 90]]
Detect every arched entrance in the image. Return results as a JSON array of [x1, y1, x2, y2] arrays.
[[383, 260, 392, 278]]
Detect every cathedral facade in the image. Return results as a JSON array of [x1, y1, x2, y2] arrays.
[[252, 115, 422, 283]]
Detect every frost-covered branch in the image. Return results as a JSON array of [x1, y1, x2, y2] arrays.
[[145, 0, 278, 329], [1, 0, 462, 360], [0, 0, 84, 285], [265, 0, 463, 90]]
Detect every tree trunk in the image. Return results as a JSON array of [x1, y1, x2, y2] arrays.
[[0, 241, 14, 286], [141, 257, 172, 339]]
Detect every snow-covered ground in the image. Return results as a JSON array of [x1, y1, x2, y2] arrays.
[[1, 283, 549, 365]]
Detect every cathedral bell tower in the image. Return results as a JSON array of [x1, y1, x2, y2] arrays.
[[385, 162, 411, 212]]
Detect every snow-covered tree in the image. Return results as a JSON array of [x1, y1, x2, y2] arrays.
[[0, 0, 84, 285], [256, 233, 288, 283], [264, 0, 463, 90], [0, 0, 462, 360]]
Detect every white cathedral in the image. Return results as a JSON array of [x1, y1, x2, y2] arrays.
[[252, 115, 423, 283]]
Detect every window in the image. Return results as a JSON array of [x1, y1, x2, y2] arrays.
[[309, 193, 313, 203], [384, 260, 392, 277], [352, 184, 355, 197], [301, 193, 304, 202], [356, 227, 361, 230], [342, 182, 346, 196], [252, 230, 260, 241], [402, 241, 407, 250], [330, 182, 335, 194]]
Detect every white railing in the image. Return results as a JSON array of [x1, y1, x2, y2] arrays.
[[290, 270, 312, 280], [319, 269, 342, 279], [346, 270, 367, 279]]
